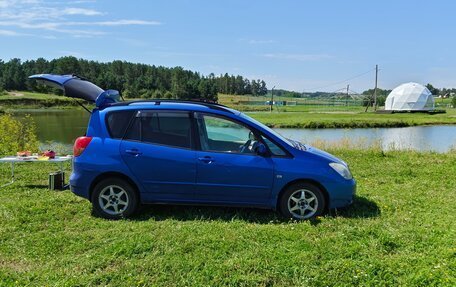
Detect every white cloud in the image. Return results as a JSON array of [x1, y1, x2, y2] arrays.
[[0, 1, 9, 8], [90, 19, 161, 26], [0, 28, 56, 39], [262, 53, 332, 61], [55, 19, 162, 26], [249, 39, 276, 44], [68, 0, 97, 3], [0, 0, 160, 38], [63, 7, 103, 16], [0, 29, 24, 36]]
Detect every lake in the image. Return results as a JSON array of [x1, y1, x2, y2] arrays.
[[12, 110, 456, 153]]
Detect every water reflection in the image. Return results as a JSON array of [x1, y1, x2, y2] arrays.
[[276, 126, 456, 152]]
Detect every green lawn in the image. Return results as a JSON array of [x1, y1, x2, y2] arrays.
[[247, 109, 456, 128], [220, 94, 456, 128], [0, 149, 454, 286], [0, 91, 87, 109]]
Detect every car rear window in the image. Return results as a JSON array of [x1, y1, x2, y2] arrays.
[[106, 110, 135, 139], [125, 111, 192, 149]]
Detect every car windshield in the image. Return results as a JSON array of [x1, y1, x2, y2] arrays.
[[239, 113, 294, 147]]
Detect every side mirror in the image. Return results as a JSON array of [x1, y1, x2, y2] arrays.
[[255, 143, 268, 156]]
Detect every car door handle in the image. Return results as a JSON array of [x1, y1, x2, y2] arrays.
[[198, 156, 214, 164], [125, 149, 142, 156]]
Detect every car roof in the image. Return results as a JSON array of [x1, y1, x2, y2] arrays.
[[100, 100, 240, 115]]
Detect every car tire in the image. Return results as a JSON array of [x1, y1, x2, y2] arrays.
[[91, 178, 139, 220], [279, 182, 326, 220]]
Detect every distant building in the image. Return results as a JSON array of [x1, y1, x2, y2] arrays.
[[385, 82, 434, 111]]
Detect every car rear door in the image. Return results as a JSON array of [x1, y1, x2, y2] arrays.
[[120, 110, 196, 202], [29, 74, 122, 108], [194, 113, 274, 205]]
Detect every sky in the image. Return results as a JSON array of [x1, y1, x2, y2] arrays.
[[1, 0, 456, 93]]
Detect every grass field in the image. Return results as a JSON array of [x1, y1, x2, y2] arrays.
[[0, 91, 88, 109], [248, 109, 456, 128], [0, 149, 455, 286], [221, 94, 456, 128]]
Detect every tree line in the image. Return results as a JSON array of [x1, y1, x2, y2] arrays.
[[0, 57, 269, 100]]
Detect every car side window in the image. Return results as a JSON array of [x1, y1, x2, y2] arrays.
[[196, 114, 258, 154], [124, 111, 192, 149], [261, 135, 287, 156], [106, 110, 135, 139]]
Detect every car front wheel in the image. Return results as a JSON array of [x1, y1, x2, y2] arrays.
[[91, 178, 138, 219], [279, 183, 325, 220]]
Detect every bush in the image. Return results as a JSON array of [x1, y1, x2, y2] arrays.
[[0, 114, 39, 156], [451, 96, 456, 108], [164, 91, 173, 99], [153, 90, 163, 99]]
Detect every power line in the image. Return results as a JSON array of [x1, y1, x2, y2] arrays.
[[304, 68, 376, 92]]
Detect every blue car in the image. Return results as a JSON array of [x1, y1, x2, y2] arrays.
[[30, 74, 356, 220]]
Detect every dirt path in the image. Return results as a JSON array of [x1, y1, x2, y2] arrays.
[[7, 91, 24, 97]]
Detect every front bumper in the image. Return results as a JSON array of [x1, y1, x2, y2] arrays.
[[328, 178, 356, 209]]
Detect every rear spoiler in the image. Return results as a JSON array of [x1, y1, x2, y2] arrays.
[[29, 74, 122, 109]]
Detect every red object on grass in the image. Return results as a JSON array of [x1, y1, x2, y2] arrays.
[[43, 150, 56, 159]]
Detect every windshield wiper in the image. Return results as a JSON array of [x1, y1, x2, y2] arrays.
[[288, 139, 307, 151]]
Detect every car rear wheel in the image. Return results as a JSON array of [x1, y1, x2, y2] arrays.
[[279, 183, 325, 220], [91, 178, 138, 219]]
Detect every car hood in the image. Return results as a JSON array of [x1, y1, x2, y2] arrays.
[[303, 145, 346, 165]]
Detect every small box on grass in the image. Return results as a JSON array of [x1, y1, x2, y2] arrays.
[[49, 171, 65, 191]]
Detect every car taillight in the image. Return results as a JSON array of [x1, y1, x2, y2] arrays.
[[73, 136, 93, 157]]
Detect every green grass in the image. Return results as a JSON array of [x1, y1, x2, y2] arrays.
[[0, 149, 455, 286], [219, 94, 456, 128], [0, 91, 90, 109], [247, 109, 456, 128]]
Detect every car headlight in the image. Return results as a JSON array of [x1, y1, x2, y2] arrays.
[[329, 162, 353, 180]]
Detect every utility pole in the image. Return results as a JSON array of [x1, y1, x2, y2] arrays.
[[373, 64, 378, 111], [346, 84, 349, 106], [270, 86, 275, 112]]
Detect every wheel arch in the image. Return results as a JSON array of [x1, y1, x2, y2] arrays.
[[89, 171, 141, 202], [276, 179, 330, 211]]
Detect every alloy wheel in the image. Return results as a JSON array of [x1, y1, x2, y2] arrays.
[[98, 185, 130, 216], [287, 189, 319, 219]]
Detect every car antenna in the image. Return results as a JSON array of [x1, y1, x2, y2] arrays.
[[74, 99, 92, 114]]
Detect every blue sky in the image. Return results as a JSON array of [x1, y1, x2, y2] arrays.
[[1, 0, 455, 92]]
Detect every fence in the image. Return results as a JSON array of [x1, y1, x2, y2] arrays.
[[235, 97, 366, 112]]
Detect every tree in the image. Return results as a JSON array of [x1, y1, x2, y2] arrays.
[[259, 80, 268, 95], [426, 83, 440, 96], [251, 80, 260, 96], [0, 57, 268, 101], [198, 76, 217, 101], [2, 58, 26, 90], [53, 56, 81, 75]]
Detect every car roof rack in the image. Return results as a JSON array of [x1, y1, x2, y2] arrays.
[[111, 99, 235, 113]]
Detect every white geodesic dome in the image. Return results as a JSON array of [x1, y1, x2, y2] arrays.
[[385, 82, 435, 111]]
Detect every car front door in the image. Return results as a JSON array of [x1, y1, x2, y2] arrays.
[[194, 113, 274, 205], [120, 110, 196, 201]]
